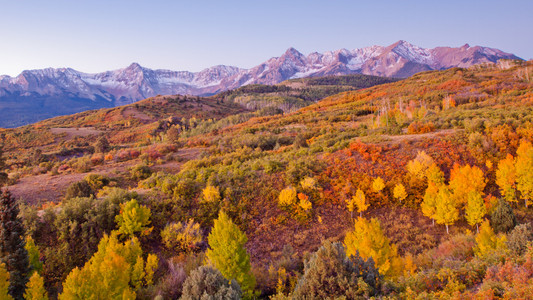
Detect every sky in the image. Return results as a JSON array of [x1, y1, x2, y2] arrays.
[[0, 0, 531, 76]]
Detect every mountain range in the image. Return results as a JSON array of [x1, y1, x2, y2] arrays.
[[0, 40, 521, 128]]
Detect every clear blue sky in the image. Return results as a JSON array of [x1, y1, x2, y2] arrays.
[[1, 0, 531, 76]]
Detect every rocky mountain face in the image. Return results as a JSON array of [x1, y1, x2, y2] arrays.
[[0, 41, 521, 127]]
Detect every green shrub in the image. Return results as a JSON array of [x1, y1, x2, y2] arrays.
[[161, 220, 202, 253], [293, 241, 381, 299], [129, 164, 152, 181], [506, 223, 533, 256], [84, 174, 110, 191], [65, 181, 94, 199], [180, 266, 241, 300]]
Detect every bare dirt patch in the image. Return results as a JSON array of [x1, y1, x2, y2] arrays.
[[121, 107, 154, 122], [382, 129, 460, 142], [8, 147, 206, 205], [50, 127, 104, 138]]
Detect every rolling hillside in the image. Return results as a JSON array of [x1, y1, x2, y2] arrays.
[[1, 59, 533, 298]]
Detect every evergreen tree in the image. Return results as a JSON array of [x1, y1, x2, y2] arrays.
[[490, 198, 517, 233], [23, 272, 47, 300], [0, 189, 30, 299], [0, 145, 7, 186], [206, 211, 255, 297], [293, 241, 380, 299]]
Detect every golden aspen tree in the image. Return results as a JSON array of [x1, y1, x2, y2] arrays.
[[345, 196, 356, 218], [515, 140, 533, 208], [206, 211, 256, 298], [449, 164, 486, 207], [496, 154, 518, 204], [115, 199, 152, 237], [25, 236, 42, 275], [425, 163, 445, 185], [0, 263, 13, 300], [474, 220, 507, 258], [23, 272, 47, 300], [434, 186, 459, 234], [393, 183, 407, 203], [465, 191, 486, 233], [406, 151, 434, 179], [60, 232, 154, 300], [353, 189, 369, 218], [344, 217, 401, 278], [421, 163, 445, 225], [372, 177, 385, 193], [144, 254, 158, 286]]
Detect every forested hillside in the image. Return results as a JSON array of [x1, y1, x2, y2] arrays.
[[0, 59, 532, 299]]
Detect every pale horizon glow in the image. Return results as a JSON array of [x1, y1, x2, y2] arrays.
[[0, 0, 531, 77]]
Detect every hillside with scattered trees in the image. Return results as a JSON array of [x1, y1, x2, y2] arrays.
[[0, 59, 533, 299]]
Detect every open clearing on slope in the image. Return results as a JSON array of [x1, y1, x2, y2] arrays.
[[9, 147, 205, 205]]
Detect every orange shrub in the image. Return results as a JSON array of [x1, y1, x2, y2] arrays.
[[407, 121, 435, 134]]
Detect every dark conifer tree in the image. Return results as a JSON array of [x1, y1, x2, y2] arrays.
[[0, 145, 7, 186], [491, 198, 517, 234], [0, 189, 30, 299]]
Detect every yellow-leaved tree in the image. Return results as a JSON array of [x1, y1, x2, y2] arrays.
[[474, 220, 507, 258], [353, 189, 369, 218], [24, 272, 48, 300], [496, 154, 517, 204], [206, 211, 256, 298], [59, 232, 158, 300], [25, 236, 43, 275], [434, 186, 459, 234], [465, 191, 486, 233], [344, 217, 401, 278], [0, 263, 13, 300], [407, 151, 434, 179], [420, 163, 445, 225], [115, 199, 152, 237], [393, 183, 407, 203], [448, 164, 486, 207], [515, 140, 533, 208], [372, 177, 385, 193]]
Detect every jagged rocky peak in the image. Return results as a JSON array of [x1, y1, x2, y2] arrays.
[[0, 40, 522, 127]]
